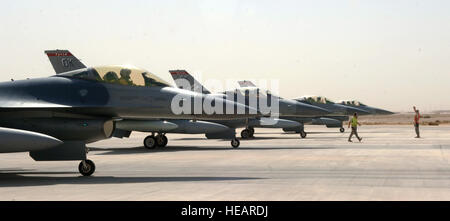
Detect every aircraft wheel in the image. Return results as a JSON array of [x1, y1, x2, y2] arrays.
[[231, 138, 240, 148], [144, 135, 157, 149], [248, 128, 255, 137], [300, 131, 307, 138], [162, 135, 168, 147], [241, 129, 251, 139], [78, 159, 95, 176], [340, 127, 345, 133], [156, 135, 168, 147]]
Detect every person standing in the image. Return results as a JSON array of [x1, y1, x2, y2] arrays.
[[413, 106, 421, 138], [348, 113, 362, 142]]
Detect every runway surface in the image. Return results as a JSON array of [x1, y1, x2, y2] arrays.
[[1, 125, 450, 200]]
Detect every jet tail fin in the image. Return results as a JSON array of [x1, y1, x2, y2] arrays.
[[44, 50, 87, 74], [238, 80, 257, 88], [169, 70, 211, 94]]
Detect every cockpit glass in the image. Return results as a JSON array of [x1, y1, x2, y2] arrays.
[[325, 98, 335, 104], [304, 96, 334, 104], [232, 88, 267, 98], [353, 101, 366, 106], [58, 66, 171, 87]]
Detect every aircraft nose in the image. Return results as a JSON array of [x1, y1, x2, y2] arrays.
[[375, 108, 395, 115], [339, 105, 371, 115], [295, 102, 330, 116]]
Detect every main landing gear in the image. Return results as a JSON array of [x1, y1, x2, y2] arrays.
[[240, 127, 255, 139], [78, 159, 96, 176], [340, 127, 345, 133], [144, 133, 168, 149]]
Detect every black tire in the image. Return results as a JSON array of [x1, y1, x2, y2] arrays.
[[78, 159, 95, 176], [231, 138, 240, 148], [156, 135, 168, 147], [340, 127, 345, 133], [162, 135, 168, 147], [300, 131, 307, 138], [241, 129, 250, 139], [144, 135, 157, 149], [248, 128, 255, 137]]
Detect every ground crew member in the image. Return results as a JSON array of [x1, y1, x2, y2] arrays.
[[413, 106, 421, 138], [348, 113, 362, 142]]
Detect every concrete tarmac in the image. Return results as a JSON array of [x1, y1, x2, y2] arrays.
[[1, 125, 450, 200]]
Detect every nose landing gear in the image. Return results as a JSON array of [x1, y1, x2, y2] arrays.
[[78, 159, 95, 176], [300, 131, 307, 138], [231, 138, 240, 148]]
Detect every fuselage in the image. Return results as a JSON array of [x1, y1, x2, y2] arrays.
[[0, 76, 257, 121]]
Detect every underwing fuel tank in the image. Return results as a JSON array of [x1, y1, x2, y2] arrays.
[[312, 117, 342, 126], [167, 120, 230, 134], [0, 118, 115, 144], [115, 120, 230, 134], [115, 120, 179, 132], [248, 118, 301, 128], [0, 127, 63, 153]]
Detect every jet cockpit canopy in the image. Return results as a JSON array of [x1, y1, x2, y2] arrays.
[[298, 96, 335, 104], [339, 100, 367, 107], [58, 65, 171, 87]]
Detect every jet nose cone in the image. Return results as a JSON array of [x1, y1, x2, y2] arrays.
[[295, 102, 330, 116], [336, 104, 371, 115], [375, 108, 395, 115]]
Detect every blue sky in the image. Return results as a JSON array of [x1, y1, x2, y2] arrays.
[[1, 0, 450, 111]]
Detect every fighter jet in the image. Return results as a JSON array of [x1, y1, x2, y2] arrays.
[[0, 53, 257, 176], [44, 50, 245, 149], [170, 70, 330, 139], [337, 100, 394, 115], [284, 95, 371, 134], [236, 81, 371, 135]]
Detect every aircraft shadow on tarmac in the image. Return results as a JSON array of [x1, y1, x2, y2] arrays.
[[88, 143, 442, 155], [174, 136, 348, 141], [175, 136, 307, 141], [0, 169, 263, 187], [89, 146, 335, 155], [2, 168, 448, 188]]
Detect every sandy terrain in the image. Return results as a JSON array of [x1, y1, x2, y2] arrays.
[[359, 113, 450, 125]]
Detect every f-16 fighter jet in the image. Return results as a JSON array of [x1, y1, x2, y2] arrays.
[[337, 100, 394, 115], [236, 81, 371, 135], [283, 96, 371, 134], [44, 50, 245, 149], [170, 71, 330, 139], [0, 52, 257, 177]]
